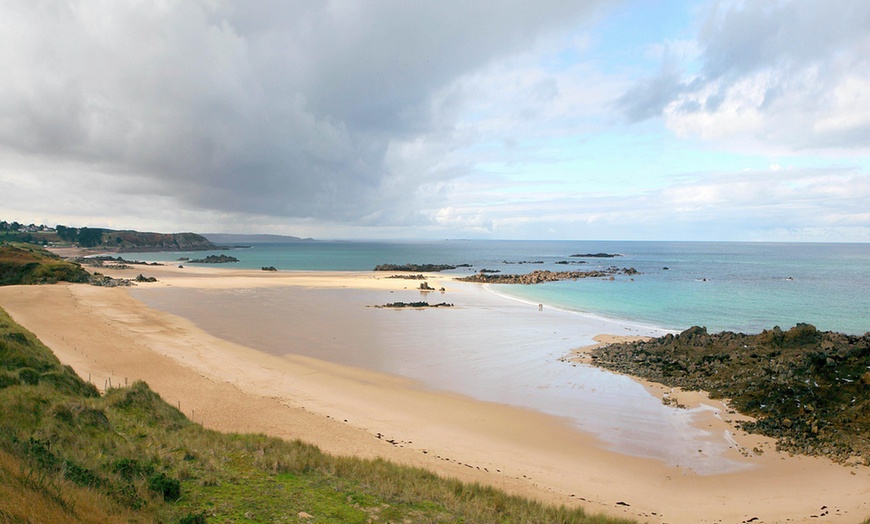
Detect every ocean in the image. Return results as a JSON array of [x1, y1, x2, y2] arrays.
[[124, 240, 870, 336]]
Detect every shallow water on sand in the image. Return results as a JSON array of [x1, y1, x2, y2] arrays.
[[134, 281, 749, 474]]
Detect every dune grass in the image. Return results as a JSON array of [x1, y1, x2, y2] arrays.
[[0, 305, 633, 523]]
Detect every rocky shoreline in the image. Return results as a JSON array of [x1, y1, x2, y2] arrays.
[[586, 324, 870, 465], [74, 255, 162, 269], [371, 301, 454, 309], [187, 254, 239, 264], [374, 263, 470, 272], [458, 267, 638, 284]]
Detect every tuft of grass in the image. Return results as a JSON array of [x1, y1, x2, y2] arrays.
[[0, 305, 634, 523], [0, 447, 135, 523]]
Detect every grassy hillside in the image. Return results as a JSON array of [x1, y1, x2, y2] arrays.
[[0, 243, 90, 285], [0, 306, 630, 523]]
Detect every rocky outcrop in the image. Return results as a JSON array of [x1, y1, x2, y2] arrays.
[[75, 256, 162, 267], [458, 268, 639, 284], [570, 253, 621, 258], [372, 302, 454, 309], [374, 263, 465, 272], [88, 273, 134, 287], [188, 254, 239, 264], [106, 231, 217, 252], [587, 324, 870, 464]]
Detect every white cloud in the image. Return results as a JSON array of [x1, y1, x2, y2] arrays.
[[622, 0, 870, 154]]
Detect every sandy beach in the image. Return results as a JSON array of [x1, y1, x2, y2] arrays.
[[1, 262, 868, 523]]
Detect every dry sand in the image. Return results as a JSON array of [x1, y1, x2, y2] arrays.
[[1, 263, 868, 523]]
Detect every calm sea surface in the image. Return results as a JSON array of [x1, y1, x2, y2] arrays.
[[124, 240, 870, 335]]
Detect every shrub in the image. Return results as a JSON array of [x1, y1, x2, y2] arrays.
[[112, 458, 154, 480], [17, 368, 40, 386], [38, 368, 99, 398], [0, 371, 17, 389], [178, 512, 209, 524], [148, 472, 181, 501]]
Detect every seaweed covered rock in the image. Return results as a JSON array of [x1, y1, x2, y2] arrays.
[[188, 254, 239, 264], [589, 324, 870, 463], [459, 268, 639, 284]]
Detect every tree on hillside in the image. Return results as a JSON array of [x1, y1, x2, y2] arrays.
[[56, 225, 77, 242], [77, 227, 104, 247]]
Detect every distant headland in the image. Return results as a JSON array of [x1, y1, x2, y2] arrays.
[[1, 219, 313, 253]]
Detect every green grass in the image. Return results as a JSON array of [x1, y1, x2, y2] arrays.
[[0, 305, 633, 523], [0, 243, 89, 285]]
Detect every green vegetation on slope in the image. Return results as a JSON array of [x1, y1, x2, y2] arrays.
[[0, 306, 631, 524], [1, 218, 216, 251], [590, 324, 870, 463], [0, 243, 90, 285]]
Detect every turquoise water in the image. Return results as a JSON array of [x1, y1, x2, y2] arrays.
[[122, 240, 870, 335]]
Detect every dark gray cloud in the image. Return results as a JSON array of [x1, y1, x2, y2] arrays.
[[0, 0, 607, 224]]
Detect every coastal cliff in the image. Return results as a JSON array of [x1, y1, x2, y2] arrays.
[[89, 230, 216, 252]]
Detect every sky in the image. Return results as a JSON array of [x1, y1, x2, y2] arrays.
[[1, 0, 869, 242]]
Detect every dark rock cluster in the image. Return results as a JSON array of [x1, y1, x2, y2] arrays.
[[569, 253, 621, 258], [372, 302, 454, 309], [88, 273, 134, 287], [188, 254, 239, 264], [75, 256, 161, 267], [374, 263, 463, 272], [458, 267, 639, 284], [589, 324, 870, 464]]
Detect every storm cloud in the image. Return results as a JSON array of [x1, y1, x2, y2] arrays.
[[0, 0, 606, 224]]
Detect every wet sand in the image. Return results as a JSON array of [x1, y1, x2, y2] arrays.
[[0, 263, 868, 523]]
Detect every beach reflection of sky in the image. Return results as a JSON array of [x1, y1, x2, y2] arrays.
[[134, 283, 750, 474]]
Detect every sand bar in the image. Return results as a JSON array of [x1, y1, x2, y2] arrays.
[[1, 263, 868, 523]]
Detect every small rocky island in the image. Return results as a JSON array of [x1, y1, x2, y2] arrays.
[[371, 302, 454, 309], [458, 267, 638, 284], [75, 255, 162, 268], [587, 324, 870, 464], [570, 253, 622, 258], [374, 263, 470, 272], [188, 254, 240, 264]]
